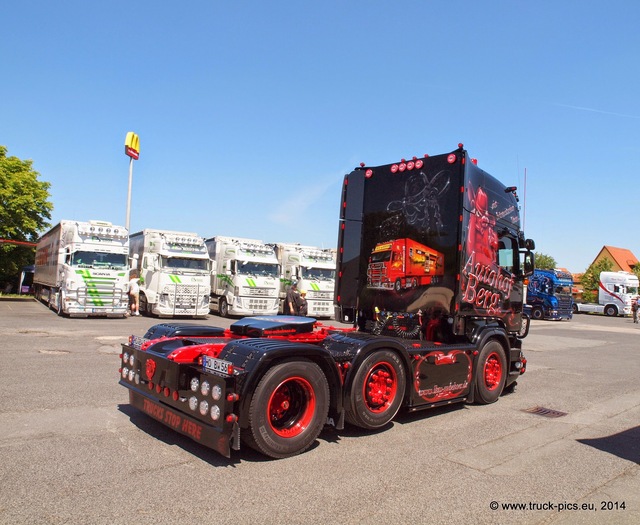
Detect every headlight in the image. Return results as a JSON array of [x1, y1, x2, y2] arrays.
[[190, 377, 200, 392], [210, 404, 221, 421], [188, 396, 198, 411], [122, 367, 128, 379], [199, 400, 209, 416]]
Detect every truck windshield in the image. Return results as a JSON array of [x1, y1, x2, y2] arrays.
[[370, 251, 391, 263], [301, 267, 335, 280], [71, 251, 127, 269], [160, 257, 210, 271], [238, 262, 279, 278], [555, 285, 572, 295], [628, 285, 639, 295]]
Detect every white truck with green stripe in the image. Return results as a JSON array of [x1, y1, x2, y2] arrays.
[[34, 220, 129, 317], [205, 236, 280, 317], [129, 229, 211, 318], [272, 243, 336, 319]]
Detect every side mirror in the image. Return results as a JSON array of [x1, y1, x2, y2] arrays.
[[523, 251, 535, 277], [525, 238, 535, 251]]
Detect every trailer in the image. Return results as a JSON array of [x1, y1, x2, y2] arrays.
[[119, 145, 535, 458], [34, 220, 129, 317], [129, 229, 211, 318]]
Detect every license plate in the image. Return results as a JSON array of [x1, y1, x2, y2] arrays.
[[203, 356, 232, 375], [130, 335, 148, 350]]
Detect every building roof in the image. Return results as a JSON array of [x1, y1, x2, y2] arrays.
[[592, 246, 639, 273]]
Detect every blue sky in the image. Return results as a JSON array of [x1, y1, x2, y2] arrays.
[[2, 0, 639, 273]]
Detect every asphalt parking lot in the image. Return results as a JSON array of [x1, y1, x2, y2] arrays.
[[0, 299, 638, 525]]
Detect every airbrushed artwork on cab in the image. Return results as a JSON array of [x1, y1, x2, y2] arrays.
[[461, 180, 518, 319]]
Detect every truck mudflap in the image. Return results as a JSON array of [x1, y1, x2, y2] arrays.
[[123, 382, 238, 458]]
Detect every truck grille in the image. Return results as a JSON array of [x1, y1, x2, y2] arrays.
[[247, 287, 273, 297], [77, 285, 126, 306]]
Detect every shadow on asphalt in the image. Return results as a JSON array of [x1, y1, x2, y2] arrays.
[[577, 425, 640, 465]]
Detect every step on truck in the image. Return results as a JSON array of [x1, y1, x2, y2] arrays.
[[272, 242, 336, 318], [129, 229, 211, 318], [34, 220, 129, 317], [573, 271, 639, 316], [119, 144, 535, 458], [205, 236, 280, 317], [526, 268, 573, 320]]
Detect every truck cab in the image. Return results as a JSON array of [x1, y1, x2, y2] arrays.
[[527, 268, 573, 320]]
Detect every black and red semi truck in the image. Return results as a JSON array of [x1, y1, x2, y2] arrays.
[[119, 144, 535, 459]]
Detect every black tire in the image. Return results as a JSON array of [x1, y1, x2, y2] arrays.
[[56, 292, 64, 316], [531, 307, 544, 320], [518, 315, 530, 338], [572, 303, 579, 314], [474, 340, 507, 404], [244, 359, 329, 459], [394, 279, 402, 292], [139, 294, 149, 316], [345, 349, 405, 429], [604, 305, 618, 317], [219, 297, 229, 318]]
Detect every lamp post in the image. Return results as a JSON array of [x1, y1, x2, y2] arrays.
[[124, 132, 140, 231]]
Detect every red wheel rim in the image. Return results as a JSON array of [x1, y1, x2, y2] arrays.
[[484, 352, 503, 391], [362, 361, 398, 413], [267, 377, 316, 438]]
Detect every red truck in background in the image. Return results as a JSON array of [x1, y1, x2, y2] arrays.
[[367, 238, 444, 291], [118, 144, 535, 459]]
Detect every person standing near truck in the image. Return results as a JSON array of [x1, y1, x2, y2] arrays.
[[285, 281, 299, 315], [128, 274, 140, 316], [298, 290, 308, 316]]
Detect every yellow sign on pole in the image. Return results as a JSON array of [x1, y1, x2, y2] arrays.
[[125, 132, 140, 160]]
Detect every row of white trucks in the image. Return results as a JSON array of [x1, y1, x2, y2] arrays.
[[33, 220, 336, 319]]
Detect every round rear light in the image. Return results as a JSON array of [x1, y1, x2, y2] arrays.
[[390, 164, 399, 173], [447, 154, 457, 164], [200, 381, 211, 396], [407, 161, 414, 170], [365, 169, 373, 178], [415, 160, 423, 169], [212, 384, 222, 401], [398, 163, 406, 172]]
